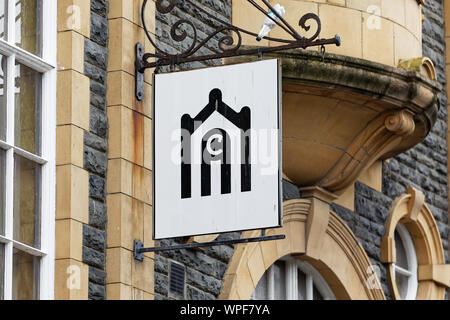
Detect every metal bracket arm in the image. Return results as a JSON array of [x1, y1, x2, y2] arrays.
[[135, 0, 342, 101], [133, 234, 286, 261]]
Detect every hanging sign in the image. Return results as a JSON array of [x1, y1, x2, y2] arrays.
[[153, 59, 282, 239]]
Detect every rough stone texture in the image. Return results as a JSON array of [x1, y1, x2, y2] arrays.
[[85, 39, 108, 71], [283, 179, 300, 201], [417, 0, 448, 299], [83, 225, 106, 252], [83, 246, 106, 270], [88, 282, 107, 301], [155, 0, 232, 72], [89, 198, 107, 230], [90, 106, 108, 137], [85, 131, 108, 153], [82, 0, 110, 300], [89, 266, 107, 286], [420, 0, 449, 264], [154, 0, 236, 300], [332, 183, 393, 300], [89, 174, 106, 201], [155, 272, 169, 296], [84, 146, 108, 176], [186, 286, 216, 300]]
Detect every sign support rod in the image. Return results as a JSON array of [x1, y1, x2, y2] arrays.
[[133, 234, 286, 261], [135, 0, 341, 101]]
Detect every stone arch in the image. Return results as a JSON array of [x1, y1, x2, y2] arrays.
[[381, 187, 450, 300], [219, 197, 385, 300]]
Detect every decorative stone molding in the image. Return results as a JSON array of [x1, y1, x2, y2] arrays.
[[300, 187, 337, 260], [385, 111, 416, 136], [381, 187, 449, 300], [319, 110, 416, 194], [219, 199, 385, 300], [398, 57, 437, 81], [418, 264, 450, 288]]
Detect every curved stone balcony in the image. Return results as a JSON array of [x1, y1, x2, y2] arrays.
[[277, 50, 440, 195], [228, 50, 441, 196]]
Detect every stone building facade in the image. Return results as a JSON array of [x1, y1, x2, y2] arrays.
[[152, 0, 450, 301], [82, 0, 110, 300]]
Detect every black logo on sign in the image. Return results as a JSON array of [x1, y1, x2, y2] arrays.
[[181, 89, 251, 199]]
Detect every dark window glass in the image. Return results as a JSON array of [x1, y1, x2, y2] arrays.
[[0, 244, 4, 300], [12, 248, 40, 300], [15, 0, 42, 56], [0, 149, 5, 235], [13, 154, 41, 248], [14, 62, 42, 155], [0, 0, 6, 40], [273, 260, 286, 300], [0, 53, 6, 141]]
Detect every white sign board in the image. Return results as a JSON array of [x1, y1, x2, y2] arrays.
[[153, 59, 282, 239]]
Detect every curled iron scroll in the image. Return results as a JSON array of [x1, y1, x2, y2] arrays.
[[156, 0, 177, 14], [138, 0, 340, 70], [143, 0, 199, 58], [299, 13, 321, 42], [170, 19, 197, 57], [143, 0, 242, 60]]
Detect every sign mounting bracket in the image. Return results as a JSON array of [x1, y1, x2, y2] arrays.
[[135, 0, 341, 101], [133, 233, 286, 261]]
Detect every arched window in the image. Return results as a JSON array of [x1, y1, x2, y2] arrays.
[[252, 256, 335, 300], [392, 223, 418, 300], [381, 187, 449, 300], [0, 0, 57, 300]]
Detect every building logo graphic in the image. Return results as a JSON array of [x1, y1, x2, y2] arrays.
[[180, 88, 251, 199], [153, 59, 281, 239]]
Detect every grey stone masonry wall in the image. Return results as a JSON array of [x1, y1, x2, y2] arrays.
[[82, 0, 110, 300], [388, 0, 449, 264], [417, 0, 449, 263], [386, 1, 449, 300], [331, 184, 393, 300], [332, 0, 450, 300], [156, 0, 232, 72]]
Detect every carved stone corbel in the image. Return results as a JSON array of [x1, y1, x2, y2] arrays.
[[299, 186, 338, 260], [319, 110, 415, 194]]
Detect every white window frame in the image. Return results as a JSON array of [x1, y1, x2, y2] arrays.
[[252, 256, 335, 300], [0, 0, 56, 300], [392, 223, 418, 300]]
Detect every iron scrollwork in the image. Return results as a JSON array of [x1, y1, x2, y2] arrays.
[[136, 0, 341, 100]]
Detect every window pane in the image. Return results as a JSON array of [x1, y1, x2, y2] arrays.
[[14, 62, 41, 155], [313, 285, 324, 300], [0, 149, 5, 235], [253, 272, 267, 300], [0, 53, 6, 141], [0, 0, 6, 40], [273, 261, 286, 300], [395, 230, 408, 270], [12, 248, 39, 300], [297, 269, 307, 300], [395, 272, 409, 300], [15, 0, 42, 56], [13, 155, 41, 248], [0, 244, 4, 300]]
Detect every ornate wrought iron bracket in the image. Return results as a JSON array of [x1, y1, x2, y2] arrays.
[[133, 232, 286, 261], [135, 0, 341, 100]]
